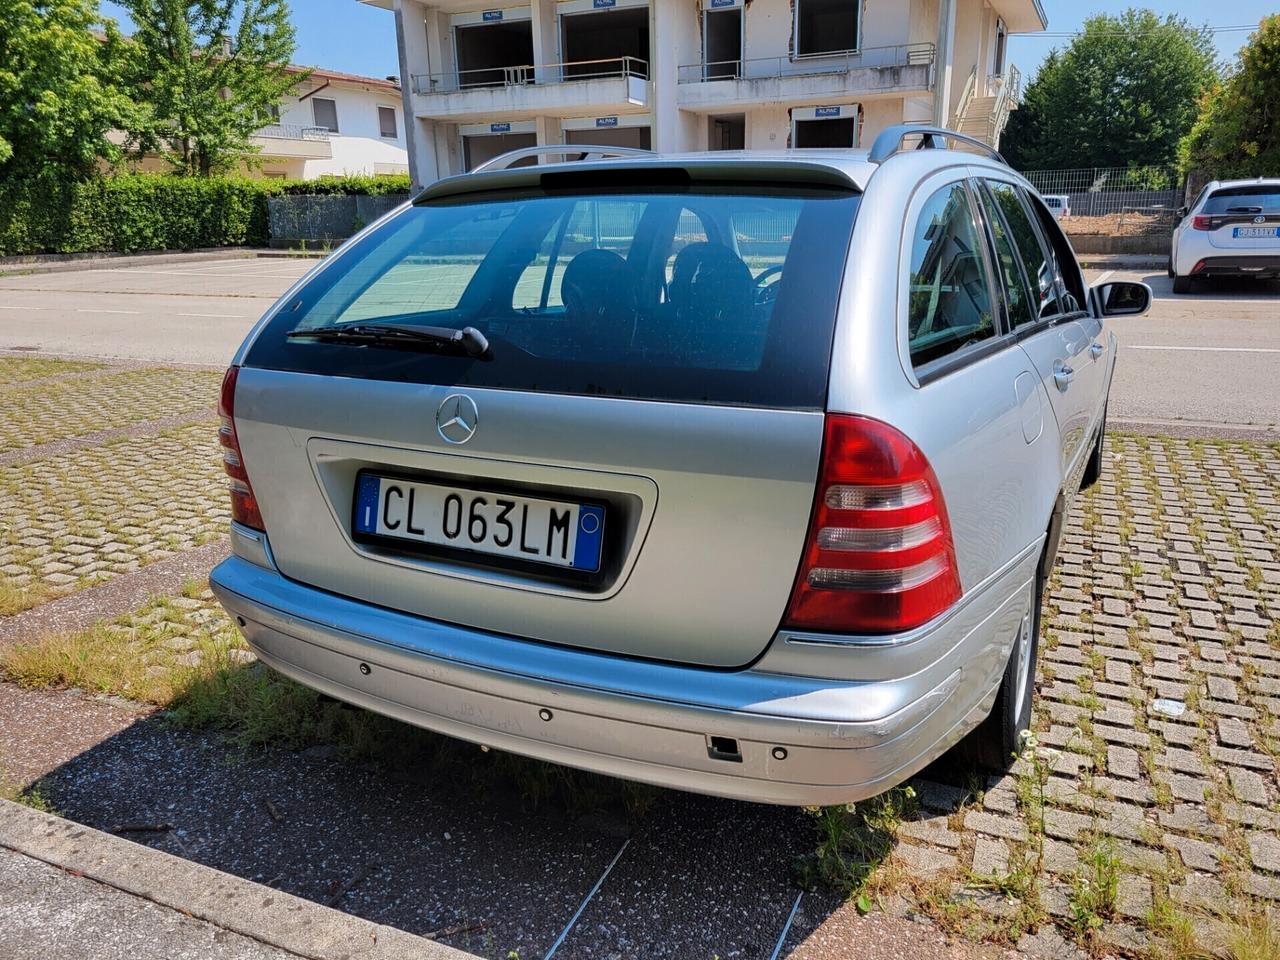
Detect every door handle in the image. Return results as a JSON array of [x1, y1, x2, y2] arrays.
[[1053, 360, 1074, 390], [1089, 342, 1105, 359]]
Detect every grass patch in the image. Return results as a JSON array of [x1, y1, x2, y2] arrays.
[[792, 785, 918, 900], [1064, 838, 1121, 943], [0, 578, 53, 617], [0, 591, 658, 821]]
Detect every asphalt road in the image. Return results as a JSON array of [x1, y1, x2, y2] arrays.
[[1, 254, 1276, 435]]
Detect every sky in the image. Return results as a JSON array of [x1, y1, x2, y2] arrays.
[[98, 0, 1273, 84]]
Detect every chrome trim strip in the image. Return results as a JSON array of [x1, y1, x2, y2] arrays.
[[779, 535, 1042, 649]]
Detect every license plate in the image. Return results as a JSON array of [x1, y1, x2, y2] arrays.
[[1233, 226, 1280, 239], [353, 474, 605, 572]]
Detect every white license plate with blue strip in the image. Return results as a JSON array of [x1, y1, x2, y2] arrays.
[[1233, 226, 1280, 239], [354, 474, 605, 572]]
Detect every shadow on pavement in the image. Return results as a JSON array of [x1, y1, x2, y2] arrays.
[[24, 670, 869, 960]]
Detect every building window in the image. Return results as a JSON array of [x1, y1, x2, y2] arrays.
[[994, 18, 1007, 76], [378, 106, 397, 139], [265, 103, 280, 122], [795, 0, 858, 58], [312, 97, 339, 133]]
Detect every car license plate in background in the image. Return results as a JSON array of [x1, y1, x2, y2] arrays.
[[353, 474, 605, 571], [1233, 226, 1280, 239]]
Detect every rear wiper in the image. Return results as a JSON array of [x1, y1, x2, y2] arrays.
[[287, 322, 491, 359], [1226, 206, 1264, 214]]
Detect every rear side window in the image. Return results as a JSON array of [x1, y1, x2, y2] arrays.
[[244, 186, 859, 409], [1023, 190, 1085, 313], [984, 181, 1065, 321], [906, 182, 996, 369], [1202, 186, 1280, 214]]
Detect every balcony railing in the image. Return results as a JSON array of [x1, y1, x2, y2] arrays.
[[677, 42, 935, 84], [254, 123, 331, 141], [412, 56, 648, 95]]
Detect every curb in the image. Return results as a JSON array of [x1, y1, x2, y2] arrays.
[[0, 799, 472, 960], [0, 249, 261, 277], [0, 248, 328, 277]]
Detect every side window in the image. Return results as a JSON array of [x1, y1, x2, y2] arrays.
[[1022, 188, 1085, 313], [512, 200, 643, 311], [985, 180, 1064, 320], [906, 182, 997, 369], [976, 184, 1035, 328], [663, 208, 711, 286]]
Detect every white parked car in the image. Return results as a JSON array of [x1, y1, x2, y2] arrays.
[[1041, 194, 1070, 221], [1170, 178, 1280, 293], [209, 128, 1148, 805]]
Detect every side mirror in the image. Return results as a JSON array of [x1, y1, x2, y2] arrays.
[[1092, 280, 1152, 317], [1176, 206, 1188, 219]]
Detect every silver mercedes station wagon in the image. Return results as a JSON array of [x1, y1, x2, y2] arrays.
[[210, 128, 1149, 805]]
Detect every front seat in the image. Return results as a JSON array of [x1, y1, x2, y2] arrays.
[[667, 241, 756, 367], [560, 249, 636, 355]]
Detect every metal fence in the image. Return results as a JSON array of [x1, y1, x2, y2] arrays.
[[266, 194, 410, 246], [1018, 166, 1184, 233]]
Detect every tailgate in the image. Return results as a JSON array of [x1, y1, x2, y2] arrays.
[[233, 368, 824, 668]]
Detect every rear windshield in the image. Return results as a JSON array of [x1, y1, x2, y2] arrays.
[[1203, 186, 1280, 214], [244, 185, 859, 408]]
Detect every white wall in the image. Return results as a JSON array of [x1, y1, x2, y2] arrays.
[[271, 83, 410, 178]]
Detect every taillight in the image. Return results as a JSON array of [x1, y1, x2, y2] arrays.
[[783, 415, 961, 634], [1192, 215, 1214, 231], [218, 366, 264, 530]]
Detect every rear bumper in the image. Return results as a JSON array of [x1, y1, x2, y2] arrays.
[[1191, 255, 1280, 278], [210, 541, 1035, 805]]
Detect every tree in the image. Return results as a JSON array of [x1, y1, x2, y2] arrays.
[[1180, 15, 1280, 179], [120, 0, 302, 176], [0, 0, 138, 178], [1002, 9, 1217, 171]]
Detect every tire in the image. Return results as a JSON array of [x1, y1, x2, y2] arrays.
[[1080, 407, 1106, 490], [1172, 274, 1195, 294], [1166, 257, 1175, 279], [957, 563, 1046, 771]]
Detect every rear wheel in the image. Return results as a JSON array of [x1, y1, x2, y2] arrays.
[[1166, 257, 1175, 279], [958, 564, 1045, 771], [1172, 274, 1195, 294]]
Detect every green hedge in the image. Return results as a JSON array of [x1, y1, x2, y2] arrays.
[[0, 172, 413, 257]]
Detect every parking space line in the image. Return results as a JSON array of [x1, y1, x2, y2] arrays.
[[1129, 345, 1280, 354], [541, 837, 630, 960], [768, 891, 803, 960], [76, 308, 140, 315], [177, 312, 249, 319], [1093, 270, 1115, 286]]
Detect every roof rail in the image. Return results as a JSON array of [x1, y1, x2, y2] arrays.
[[868, 125, 1007, 166], [470, 144, 654, 174]]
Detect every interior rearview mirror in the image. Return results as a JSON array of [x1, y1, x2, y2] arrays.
[[1092, 280, 1152, 318]]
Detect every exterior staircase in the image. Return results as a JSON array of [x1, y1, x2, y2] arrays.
[[954, 64, 1022, 148]]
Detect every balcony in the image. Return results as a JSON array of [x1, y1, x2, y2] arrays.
[[250, 124, 333, 159], [676, 42, 935, 113], [410, 57, 649, 123]]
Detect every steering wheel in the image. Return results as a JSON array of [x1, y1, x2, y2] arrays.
[[753, 264, 784, 305]]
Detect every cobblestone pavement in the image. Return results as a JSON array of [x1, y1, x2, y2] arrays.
[[0, 367, 220, 451], [0, 356, 106, 385], [885, 435, 1280, 957], [0, 426, 227, 598], [2, 355, 1279, 958]]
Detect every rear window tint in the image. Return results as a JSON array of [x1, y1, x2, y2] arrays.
[[1203, 186, 1280, 214], [244, 186, 859, 408]]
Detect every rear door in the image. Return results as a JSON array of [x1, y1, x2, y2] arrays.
[[233, 179, 860, 668], [1202, 184, 1280, 254], [975, 178, 1098, 478]]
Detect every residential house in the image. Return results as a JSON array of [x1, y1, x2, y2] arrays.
[[358, 0, 1046, 187]]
